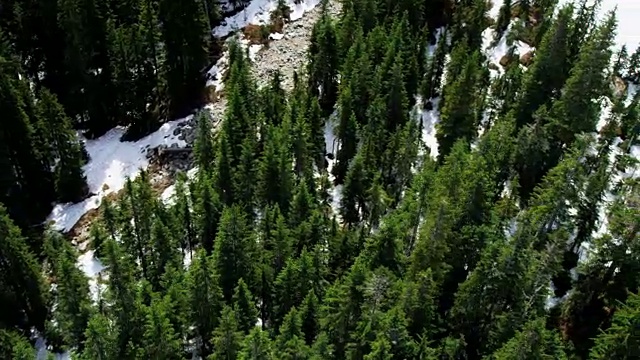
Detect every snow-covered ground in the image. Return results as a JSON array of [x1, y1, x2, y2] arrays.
[[213, 0, 320, 37], [47, 117, 190, 232], [78, 250, 105, 301], [324, 111, 342, 216], [414, 96, 441, 159]]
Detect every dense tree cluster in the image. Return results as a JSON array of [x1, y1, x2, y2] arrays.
[[1, 0, 217, 139], [1, 0, 640, 359]]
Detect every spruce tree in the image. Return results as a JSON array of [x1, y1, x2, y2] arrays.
[[590, 291, 640, 359], [142, 295, 182, 359], [436, 49, 483, 161], [239, 327, 274, 360], [158, 0, 211, 116], [233, 278, 259, 334], [209, 306, 243, 360], [0, 204, 48, 331], [308, 8, 339, 112], [212, 205, 257, 301], [489, 318, 568, 359], [188, 249, 223, 357], [45, 232, 93, 349], [82, 313, 118, 360]]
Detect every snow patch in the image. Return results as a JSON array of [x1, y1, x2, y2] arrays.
[[47, 117, 190, 232], [489, 0, 504, 21], [78, 250, 105, 301], [414, 96, 441, 159], [213, 0, 320, 38], [269, 32, 284, 40]]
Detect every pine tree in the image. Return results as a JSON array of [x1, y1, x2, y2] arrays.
[[103, 239, 143, 357], [158, 0, 211, 116], [548, 11, 616, 144], [196, 175, 222, 253], [195, 110, 216, 175], [590, 291, 640, 359], [188, 249, 223, 356], [510, 5, 572, 128], [45, 232, 93, 349], [0, 204, 48, 331], [332, 108, 358, 185], [436, 49, 483, 161], [300, 291, 320, 345], [212, 206, 258, 301], [209, 306, 243, 360], [0, 64, 54, 225], [234, 278, 259, 334], [257, 126, 294, 213], [239, 327, 275, 360], [494, 0, 512, 41], [276, 307, 310, 359], [55, 140, 89, 203], [142, 295, 182, 359], [308, 8, 339, 112], [489, 318, 567, 359], [233, 131, 258, 218], [0, 330, 35, 360], [82, 313, 118, 360]]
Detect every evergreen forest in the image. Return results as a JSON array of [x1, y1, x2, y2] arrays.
[[1, 0, 640, 358]]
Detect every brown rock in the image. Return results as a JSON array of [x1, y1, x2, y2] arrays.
[[499, 54, 512, 67], [612, 75, 628, 98], [519, 51, 534, 66]]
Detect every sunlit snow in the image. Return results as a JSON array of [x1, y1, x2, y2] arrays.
[[78, 250, 105, 301], [414, 96, 441, 159], [48, 117, 190, 232], [213, 0, 320, 38]]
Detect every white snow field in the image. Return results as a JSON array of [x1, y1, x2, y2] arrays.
[[213, 0, 320, 37], [47, 117, 190, 232]]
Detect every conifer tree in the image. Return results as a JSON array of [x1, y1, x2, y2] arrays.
[[213, 206, 258, 301], [257, 126, 294, 213], [173, 173, 195, 255], [510, 6, 572, 128], [210, 306, 243, 360], [196, 175, 222, 253], [590, 291, 640, 359], [234, 278, 259, 334], [0, 65, 54, 224], [548, 11, 616, 144], [188, 249, 223, 357], [308, 8, 339, 112], [489, 318, 568, 359], [233, 132, 258, 218], [436, 49, 483, 161], [55, 140, 89, 203], [239, 327, 275, 360], [0, 204, 48, 331], [332, 108, 358, 185], [142, 295, 182, 359], [82, 313, 118, 360], [299, 291, 320, 345], [103, 239, 143, 357], [0, 330, 35, 360], [158, 0, 211, 116], [276, 307, 310, 359], [494, 0, 512, 41], [195, 110, 216, 175], [45, 232, 93, 349]]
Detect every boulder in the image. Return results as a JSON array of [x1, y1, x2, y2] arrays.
[[519, 50, 534, 66]]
